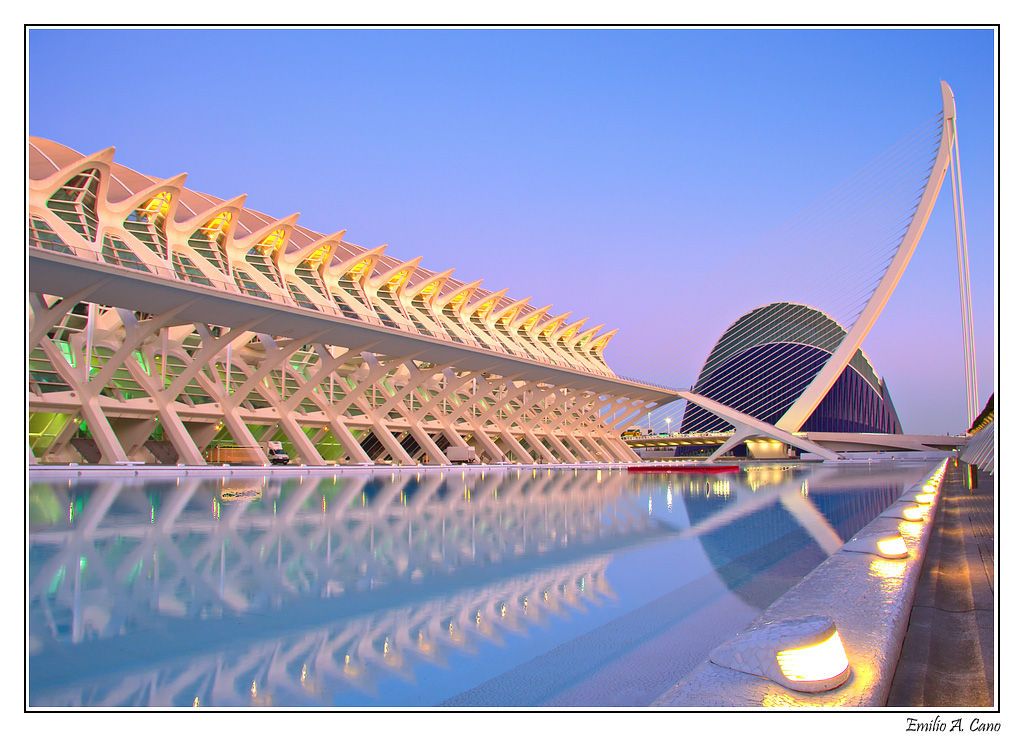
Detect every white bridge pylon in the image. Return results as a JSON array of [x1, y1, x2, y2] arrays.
[[776, 81, 957, 433], [672, 82, 959, 456]]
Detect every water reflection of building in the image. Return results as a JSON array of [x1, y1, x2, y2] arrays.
[[28, 470, 673, 706], [677, 464, 912, 609]]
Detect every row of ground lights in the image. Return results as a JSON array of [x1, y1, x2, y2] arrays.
[[708, 459, 948, 694]]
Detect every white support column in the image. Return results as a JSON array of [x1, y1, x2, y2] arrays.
[[404, 422, 451, 465], [154, 407, 207, 465], [540, 431, 577, 464], [603, 434, 640, 463], [495, 428, 536, 464], [366, 421, 415, 465], [77, 395, 129, 463], [275, 411, 327, 466], [561, 432, 597, 462], [521, 429, 558, 463], [326, 416, 373, 464]]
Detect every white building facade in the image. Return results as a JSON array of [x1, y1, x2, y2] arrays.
[[28, 138, 676, 466]]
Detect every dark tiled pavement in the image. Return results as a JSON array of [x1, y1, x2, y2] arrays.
[[886, 461, 995, 707]]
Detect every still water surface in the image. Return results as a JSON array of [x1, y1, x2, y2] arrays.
[[28, 462, 931, 707]]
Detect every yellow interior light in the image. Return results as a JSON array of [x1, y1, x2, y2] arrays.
[[305, 245, 329, 265], [257, 229, 285, 252], [138, 192, 171, 220], [204, 212, 231, 235], [347, 260, 370, 278], [776, 631, 850, 684], [915, 491, 937, 504], [387, 270, 407, 291]]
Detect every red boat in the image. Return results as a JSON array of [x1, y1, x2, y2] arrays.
[[627, 464, 740, 474]]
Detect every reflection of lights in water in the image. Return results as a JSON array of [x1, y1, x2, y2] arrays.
[[500, 603, 507, 618], [745, 465, 790, 491], [301, 664, 307, 683], [193, 697, 199, 707], [251, 681, 257, 698], [39, 465, 926, 707]]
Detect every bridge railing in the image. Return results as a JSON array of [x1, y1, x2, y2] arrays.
[[612, 374, 679, 392]]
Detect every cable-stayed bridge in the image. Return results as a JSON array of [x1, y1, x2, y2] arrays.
[[612, 80, 980, 459], [27, 82, 978, 467]]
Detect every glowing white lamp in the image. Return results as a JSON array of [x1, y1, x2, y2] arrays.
[[899, 489, 937, 505], [709, 615, 851, 693], [843, 532, 910, 559], [881, 503, 925, 521]]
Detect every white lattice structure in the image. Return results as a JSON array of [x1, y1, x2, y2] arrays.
[[28, 138, 677, 466]]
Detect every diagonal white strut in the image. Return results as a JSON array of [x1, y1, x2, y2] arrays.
[[775, 81, 957, 433], [678, 389, 840, 461]]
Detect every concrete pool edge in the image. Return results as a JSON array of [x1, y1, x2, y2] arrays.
[[654, 459, 950, 708]]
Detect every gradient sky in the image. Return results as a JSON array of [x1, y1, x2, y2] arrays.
[[27, 27, 996, 435]]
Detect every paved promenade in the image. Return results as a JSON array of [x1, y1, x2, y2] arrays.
[[886, 462, 995, 707]]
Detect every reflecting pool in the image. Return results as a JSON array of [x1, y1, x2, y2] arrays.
[[28, 461, 933, 707]]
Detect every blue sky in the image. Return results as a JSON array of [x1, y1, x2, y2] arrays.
[[27, 27, 997, 434]]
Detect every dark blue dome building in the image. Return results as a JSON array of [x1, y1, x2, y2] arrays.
[[680, 302, 902, 436]]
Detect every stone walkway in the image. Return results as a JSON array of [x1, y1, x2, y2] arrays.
[[886, 462, 995, 707]]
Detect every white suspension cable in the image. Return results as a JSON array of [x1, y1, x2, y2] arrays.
[[610, 113, 944, 401]]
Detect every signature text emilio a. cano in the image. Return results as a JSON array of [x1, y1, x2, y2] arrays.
[[907, 718, 1000, 732]]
